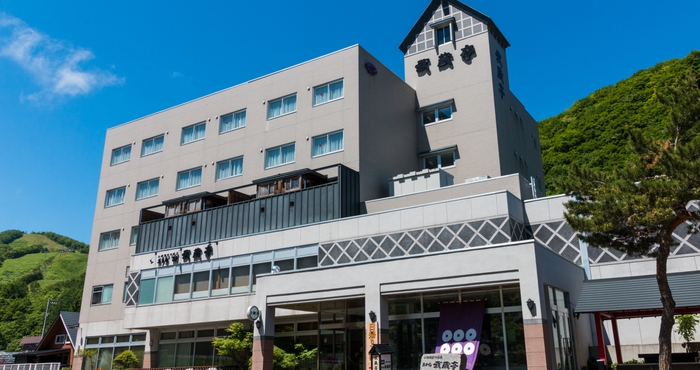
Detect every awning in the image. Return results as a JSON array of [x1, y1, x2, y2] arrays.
[[575, 270, 700, 319]]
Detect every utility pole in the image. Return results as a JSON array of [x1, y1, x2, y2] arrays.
[[41, 298, 58, 338]]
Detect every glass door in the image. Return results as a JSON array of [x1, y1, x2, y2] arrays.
[[320, 328, 345, 370]]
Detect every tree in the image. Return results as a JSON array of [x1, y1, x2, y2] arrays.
[[674, 314, 699, 352], [272, 343, 317, 370], [77, 348, 98, 370], [112, 349, 139, 370], [212, 322, 317, 370], [560, 72, 700, 370], [212, 322, 254, 369]]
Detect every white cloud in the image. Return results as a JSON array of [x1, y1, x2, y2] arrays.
[[0, 12, 122, 101]]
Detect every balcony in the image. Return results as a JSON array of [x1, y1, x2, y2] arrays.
[[136, 164, 360, 254]]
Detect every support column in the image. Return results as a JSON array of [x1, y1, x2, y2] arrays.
[[142, 352, 154, 369], [365, 284, 388, 370], [610, 318, 622, 365], [523, 321, 551, 370], [72, 355, 83, 370], [593, 313, 607, 367], [252, 306, 276, 370]]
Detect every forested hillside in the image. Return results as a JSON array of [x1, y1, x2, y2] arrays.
[[0, 230, 88, 351], [539, 50, 700, 195]]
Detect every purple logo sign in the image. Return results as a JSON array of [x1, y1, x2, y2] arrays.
[[434, 301, 485, 370]]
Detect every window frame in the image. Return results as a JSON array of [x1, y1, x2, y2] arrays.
[[219, 109, 246, 134], [422, 151, 456, 170], [105, 186, 126, 208], [267, 94, 297, 120], [421, 105, 453, 126], [436, 24, 452, 45], [312, 79, 344, 106], [129, 226, 139, 246], [176, 167, 203, 191], [264, 143, 296, 169], [55, 334, 66, 344], [110, 144, 132, 166], [98, 230, 121, 251], [135, 178, 160, 200], [311, 130, 344, 158], [215, 156, 244, 181], [141, 134, 165, 157], [91, 284, 113, 306], [181, 122, 206, 145]]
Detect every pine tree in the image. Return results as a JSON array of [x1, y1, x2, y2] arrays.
[[560, 72, 700, 370]]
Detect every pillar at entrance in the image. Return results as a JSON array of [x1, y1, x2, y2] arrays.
[[365, 285, 389, 370], [524, 322, 551, 370], [252, 306, 276, 370]]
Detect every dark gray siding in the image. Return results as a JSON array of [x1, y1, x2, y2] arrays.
[[136, 165, 360, 254]]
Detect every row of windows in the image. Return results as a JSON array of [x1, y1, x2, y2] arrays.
[[137, 246, 318, 305], [110, 79, 344, 166], [104, 131, 345, 208], [110, 135, 164, 165]]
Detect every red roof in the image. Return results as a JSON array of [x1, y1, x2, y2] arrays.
[[20, 336, 42, 345]]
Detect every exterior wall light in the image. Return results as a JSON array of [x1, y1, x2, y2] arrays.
[[369, 310, 377, 323], [526, 298, 535, 310]]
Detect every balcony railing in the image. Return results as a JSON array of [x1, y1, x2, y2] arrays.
[[136, 165, 360, 254]]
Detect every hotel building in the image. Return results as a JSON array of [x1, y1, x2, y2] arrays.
[[77, 1, 700, 369]]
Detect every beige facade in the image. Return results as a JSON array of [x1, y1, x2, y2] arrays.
[[77, 2, 607, 370]]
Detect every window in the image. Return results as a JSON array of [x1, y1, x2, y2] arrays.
[[423, 151, 455, 169], [312, 131, 344, 157], [265, 143, 295, 168], [231, 266, 250, 294], [141, 134, 164, 156], [129, 226, 139, 246], [267, 94, 297, 119], [436, 25, 451, 45], [111, 145, 131, 165], [181, 122, 206, 144], [211, 268, 229, 296], [55, 334, 66, 344], [176, 167, 202, 190], [422, 105, 452, 125], [105, 187, 126, 207], [219, 110, 246, 133], [174, 274, 191, 300], [91, 284, 113, 305], [99, 230, 120, 251], [313, 79, 344, 106], [136, 178, 159, 200], [216, 156, 243, 181]]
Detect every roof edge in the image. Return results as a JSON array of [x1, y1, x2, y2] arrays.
[[108, 44, 361, 132], [398, 0, 510, 54]]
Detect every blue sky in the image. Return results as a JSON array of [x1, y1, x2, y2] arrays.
[[1, 0, 699, 243]]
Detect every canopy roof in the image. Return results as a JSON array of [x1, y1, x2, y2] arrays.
[[575, 270, 700, 319]]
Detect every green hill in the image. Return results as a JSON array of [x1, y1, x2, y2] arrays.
[[539, 50, 700, 195], [0, 230, 88, 351]]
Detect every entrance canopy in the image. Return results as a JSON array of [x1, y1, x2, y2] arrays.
[[575, 270, 700, 365], [575, 270, 700, 319]]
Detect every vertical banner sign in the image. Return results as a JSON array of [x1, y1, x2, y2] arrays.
[[434, 301, 486, 370], [367, 322, 377, 370]]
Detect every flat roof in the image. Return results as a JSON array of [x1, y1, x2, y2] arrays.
[[107, 44, 360, 132]]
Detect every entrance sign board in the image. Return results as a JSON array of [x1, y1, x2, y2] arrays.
[[420, 353, 465, 370]]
